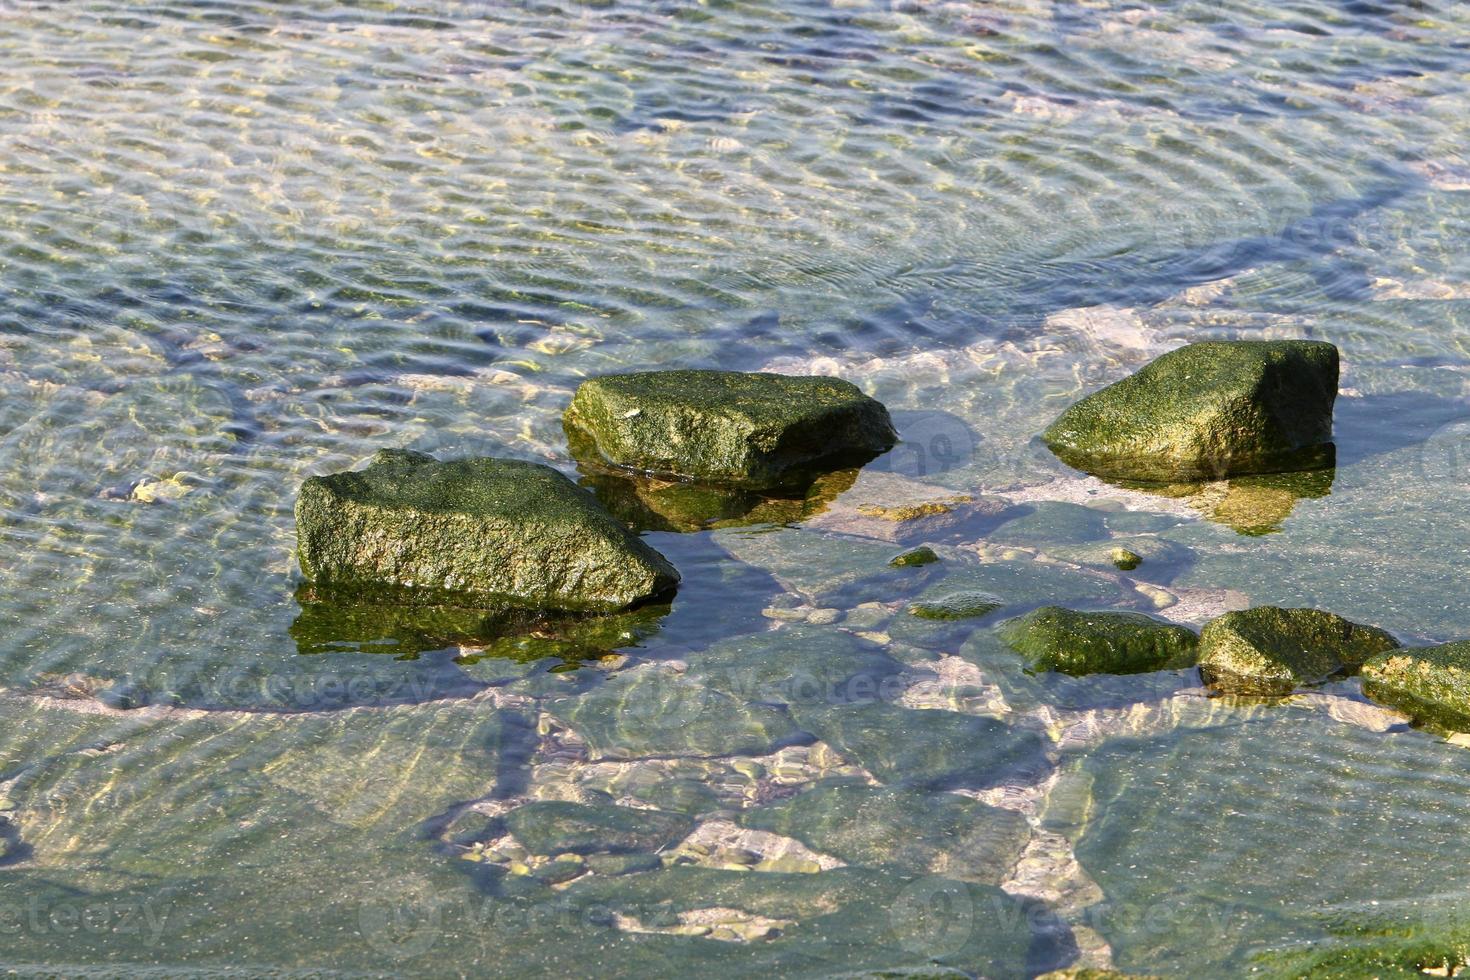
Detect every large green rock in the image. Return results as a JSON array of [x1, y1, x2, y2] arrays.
[[1043, 341, 1339, 481], [1198, 606, 1399, 696], [998, 606, 1199, 676], [1362, 642, 1470, 731], [295, 449, 678, 613], [564, 370, 897, 488]]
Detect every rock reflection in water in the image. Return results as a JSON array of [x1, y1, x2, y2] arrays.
[[291, 583, 670, 663]]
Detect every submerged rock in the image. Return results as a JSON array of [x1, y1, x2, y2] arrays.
[[1198, 607, 1399, 696], [563, 370, 897, 489], [296, 449, 678, 613], [998, 607, 1198, 676], [890, 545, 940, 568], [740, 780, 1030, 886], [804, 470, 1010, 544], [504, 801, 693, 856], [1110, 548, 1142, 571], [908, 590, 1003, 621], [1043, 340, 1339, 482], [1362, 642, 1470, 731]]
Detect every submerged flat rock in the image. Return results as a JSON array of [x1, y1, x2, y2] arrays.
[[296, 449, 678, 613], [564, 369, 897, 488], [1043, 341, 1338, 482], [1198, 606, 1399, 696]]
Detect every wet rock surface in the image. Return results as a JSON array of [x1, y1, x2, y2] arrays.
[[1198, 606, 1399, 696], [1043, 341, 1339, 482], [999, 607, 1199, 677], [564, 370, 897, 489], [296, 449, 679, 612], [1362, 641, 1470, 732]]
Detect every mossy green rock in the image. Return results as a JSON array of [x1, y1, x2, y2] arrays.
[[503, 801, 693, 856], [889, 545, 940, 568], [1362, 642, 1470, 731], [1198, 606, 1399, 696], [564, 370, 897, 488], [908, 590, 1003, 621], [1043, 340, 1339, 481], [740, 781, 1030, 886], [999, 606, 1198, 676], [295, 449, 678, 613]]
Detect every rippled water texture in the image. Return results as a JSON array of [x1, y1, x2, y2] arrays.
[[2, 0, 1470, 975]]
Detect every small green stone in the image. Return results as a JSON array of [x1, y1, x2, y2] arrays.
[[907, 590, 1003, 621], [889, 545, 939, 568], [1110, 547, 1143, 571]]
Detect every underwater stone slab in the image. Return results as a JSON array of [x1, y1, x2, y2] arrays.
[[908, 590, 1004, 621], [1362, 641, 1470, 731], [564, 369, 897, 489], [1198, 606, 1399, 696], [803, 470, 1010, 544], [1043, 341, 1339, 482], [790, 700, 1048, 792], [504, 801, 693, 856], [740, 780, 1030, 886], [1071, 711, 1470, 976], [296, 449, 678, 613], [998, 607, 1198, 677]]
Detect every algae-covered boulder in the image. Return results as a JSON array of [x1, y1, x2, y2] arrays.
[[1361, 642, 1470, 731], [1198, 606, 1399, 696], [296, 449, 678, 612], [1043, 340, 1339, 481], [564, 369, 897, 488], [999, 606, 1198, 676]]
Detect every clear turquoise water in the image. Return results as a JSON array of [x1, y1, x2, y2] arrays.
[[2, 1, 1470, 976]]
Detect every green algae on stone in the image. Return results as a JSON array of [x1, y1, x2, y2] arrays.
[[739, 780, 1030, 886], [890, 545, 940, 568], [296, 449, 678, 613], [1362, 642, 1470, 732], [503, 801, 693, 856], [1198, 607, 1399, 696], [563, 370, 897, 489], [998, 606, 1199, 677], [908, 590, 1003, 621], [1110, 547, 1142, 571], [1043, 341, 1339, 482]]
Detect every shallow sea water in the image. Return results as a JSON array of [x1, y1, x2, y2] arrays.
[[2, 0, 1470, 976]]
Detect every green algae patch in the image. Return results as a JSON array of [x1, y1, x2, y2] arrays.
[[1198, 607, 1399, 696], [908, 590, 1003, 621], [740, 780, 1029, 886], [295, 449, 678, 613], [564, 369, 897, 489], [1110, 547, 1142, 571], [890, 545, 940, 568], [504, 801, 693, 856], [1043, 340, 1338, 482], [1362, 641, 1470, 732], [998, 606, 1198, 676]]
